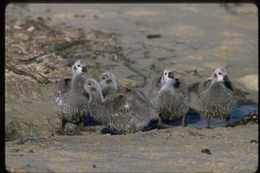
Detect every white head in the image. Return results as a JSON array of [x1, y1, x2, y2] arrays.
[[211, 67, 228, 83], [72, 59, 88, 77], [161, 68, 175, 86], [159, 68, 176, 93], [84, 78, 104, 103], [99, 72, 118, 90]]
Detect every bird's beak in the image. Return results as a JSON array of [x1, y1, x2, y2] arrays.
[[82, 66, 88, 73], [106, 79, 112, 84], [223, 75, 229, 82], [83, 92, 90, 100], [168, 72, 174, 79]]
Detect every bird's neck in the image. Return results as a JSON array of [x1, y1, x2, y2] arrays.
[[207, 81, 224, 94], [159, 83, 175, 94], [89, 89, 104, 104], [102, 86, 118, 97], [71, 74, 86, 92]]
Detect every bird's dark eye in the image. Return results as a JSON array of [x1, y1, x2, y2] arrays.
[[165, 72, 167, 75], [88, 83, 91, 86], [77, 64, 80, 67], [218, 72, 222, 75], [102, 77, 105, 80]]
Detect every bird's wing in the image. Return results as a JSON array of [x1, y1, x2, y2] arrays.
[[104, 94, 127, 111], [199, 78, 212, 91]]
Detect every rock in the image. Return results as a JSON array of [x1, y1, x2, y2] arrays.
[[64, 123, 81, 135], [146, 34, 161, 39], [238, 74, 258, 91], [201, 148, 212, 155], [250, 139, 258, 144]]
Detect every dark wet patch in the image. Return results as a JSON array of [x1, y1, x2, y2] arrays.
[[101, 127, 114, 134], [195, 104, 258, 129], [160, 108, 201, 127], [141, 119, 161, 131], [82, 114, 101, 126]]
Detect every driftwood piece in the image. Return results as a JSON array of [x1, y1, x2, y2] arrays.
[[6, 64, 51, 84], [226, 112, 258, 127]]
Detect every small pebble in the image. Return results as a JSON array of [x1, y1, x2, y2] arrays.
[[93, 164, 97, 168], [27, 26, 35, 32], [201, 148, 211, 155]]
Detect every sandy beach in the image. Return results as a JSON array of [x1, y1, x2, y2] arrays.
[[5, 3, 258, 172]]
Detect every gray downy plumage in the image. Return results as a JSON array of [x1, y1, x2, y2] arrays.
[[53, 59, 87, 105], [84, 78, 156, 134], [198, 67, 237, 128], [149, 74, 163, 111], [99, 71, 151, 106], [157, 68, 189, 122], [53, 59, 89, 126]]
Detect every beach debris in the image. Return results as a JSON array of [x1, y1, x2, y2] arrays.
[[226, 111, 258, 127], [249, 139, 258, 144], [201, 148, 212, 155], [146, 34, 161, 39]]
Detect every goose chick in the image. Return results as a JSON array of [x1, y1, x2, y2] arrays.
[[84, 78, 155, 134], [199, 67, 237, 128], [157, 68, 189, 127], [53, 59, 87, 105], [99, 71, 153, 113], [53, 60, 89, 134], [99, 71, 118, 98]]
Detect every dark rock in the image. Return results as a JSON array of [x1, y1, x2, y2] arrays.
[[201, 148, 212, 155], [146, 34, 161, 39], [250, 139, 258, 144]]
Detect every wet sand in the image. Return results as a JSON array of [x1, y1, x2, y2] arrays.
[[6, 125, 258, 172]]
